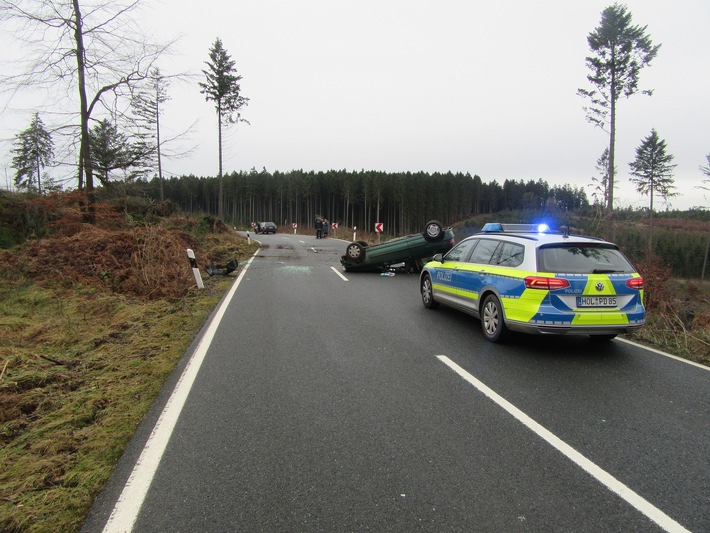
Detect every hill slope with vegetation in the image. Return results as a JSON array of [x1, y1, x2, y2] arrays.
[[0, 191, 257, 532]]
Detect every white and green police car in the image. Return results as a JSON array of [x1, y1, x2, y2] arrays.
[[420, 223, 645, 342]]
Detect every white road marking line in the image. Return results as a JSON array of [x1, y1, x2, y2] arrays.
[[436, 355, 690, 533], [331, 266, 348, 281], [101, 252, 258, 533], [618, 338, 710, 371]]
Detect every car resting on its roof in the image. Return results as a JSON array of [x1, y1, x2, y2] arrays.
[[340, 220, 455, 273]]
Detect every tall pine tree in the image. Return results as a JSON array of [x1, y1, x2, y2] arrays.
[[89, 119, 143, 185], [132, 68, 170, 199], [12, 113, 54, 193], [199, 38, 248, 220], [578, 4, 660, 237], [629, 128, 677, 252]]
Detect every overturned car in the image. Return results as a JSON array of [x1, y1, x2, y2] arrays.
[[340, 220, 455, 273]]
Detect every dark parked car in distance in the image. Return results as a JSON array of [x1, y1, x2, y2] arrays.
[[340, 220, 455, 272], [256, 222, 277, 234]]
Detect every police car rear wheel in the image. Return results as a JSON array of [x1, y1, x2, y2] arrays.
[[421, 274, 439, 309], [481, 294, 507, 342]]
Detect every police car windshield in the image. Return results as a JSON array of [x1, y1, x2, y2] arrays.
[[537, 244, 635, 274]]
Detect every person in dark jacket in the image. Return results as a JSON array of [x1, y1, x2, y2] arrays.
[[315, 217, 323, 239]]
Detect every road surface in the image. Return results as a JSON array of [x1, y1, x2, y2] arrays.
[[82, 232, 710, 533]]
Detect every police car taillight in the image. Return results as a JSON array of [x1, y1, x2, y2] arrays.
[[626, 277, 644, 290], [524, 276, 570, 290]]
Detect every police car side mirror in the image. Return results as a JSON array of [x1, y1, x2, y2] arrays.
[[433, 253, 444, 263]]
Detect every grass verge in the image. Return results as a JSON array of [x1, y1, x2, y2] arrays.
[[0, 276, 235, 532]]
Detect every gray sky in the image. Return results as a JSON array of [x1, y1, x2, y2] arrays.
[[2, 0, 709, 210]]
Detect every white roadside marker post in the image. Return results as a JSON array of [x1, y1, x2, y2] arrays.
[[186, 248, 204, 289]]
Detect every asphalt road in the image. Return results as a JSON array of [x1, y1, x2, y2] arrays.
[[82, 231, 710, 533]]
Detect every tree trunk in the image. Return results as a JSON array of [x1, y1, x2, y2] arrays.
[[72, 0, 96, 223], [702, 232, 709, 282], [648, 185, 654, 256], [36, 160, 42, 194], [156, 79, 164, 202], [217, 101, 224, 220], [607, 48, 617, 242]]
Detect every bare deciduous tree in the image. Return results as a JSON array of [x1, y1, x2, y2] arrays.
[[0, 0, 173, 222]]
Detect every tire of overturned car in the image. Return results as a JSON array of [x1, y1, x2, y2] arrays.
[[423, 220, 444, 243], [345, 242, 365, 263]]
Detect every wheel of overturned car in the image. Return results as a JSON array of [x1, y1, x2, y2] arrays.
[[481, 293, 507, 342], [345, 242, 365, 263], [423, 220, 444, 242], [420, 274, 439, 309]]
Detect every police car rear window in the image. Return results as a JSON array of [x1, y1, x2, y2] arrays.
[[469, 239, 500, 264], [537, 244, 635, 274], [495, 242, 525, 267]]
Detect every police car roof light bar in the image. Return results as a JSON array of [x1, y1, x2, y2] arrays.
[[481, 223, 552, 234]]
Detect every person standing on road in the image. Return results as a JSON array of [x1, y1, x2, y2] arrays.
[[315, 217, 323, 239], [322, 218, 329, 238]]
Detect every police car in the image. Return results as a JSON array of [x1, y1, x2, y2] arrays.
[[420, 223, 645, 342]]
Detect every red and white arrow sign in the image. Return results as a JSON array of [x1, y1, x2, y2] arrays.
[[331, 222, 338, 229], [375, 222, 383, 233]]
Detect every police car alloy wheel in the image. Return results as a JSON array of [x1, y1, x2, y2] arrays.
[[482, 294, 507, 342], [421, 274, 439, 309]]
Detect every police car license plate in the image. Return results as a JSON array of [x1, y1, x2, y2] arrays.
[[577, 296, 617, 307]]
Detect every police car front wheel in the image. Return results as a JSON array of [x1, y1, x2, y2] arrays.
[[421, 274, 439, 309]]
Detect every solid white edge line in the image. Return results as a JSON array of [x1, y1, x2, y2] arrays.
[[436, 355, 690, 533], [101, 252, 259, 533], [331, 266, 349, 281], [617, 337, 710, 371]]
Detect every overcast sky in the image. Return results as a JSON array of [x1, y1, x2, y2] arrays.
[[2, 0, 709, 210]]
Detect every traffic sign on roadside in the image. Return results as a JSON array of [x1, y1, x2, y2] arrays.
[[375, 222, 383, 233]]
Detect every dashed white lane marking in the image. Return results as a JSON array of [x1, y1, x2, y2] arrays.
[[101, 252, 259, 533], [331, 266, 349, 281], [436, 355, 690, 533]]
